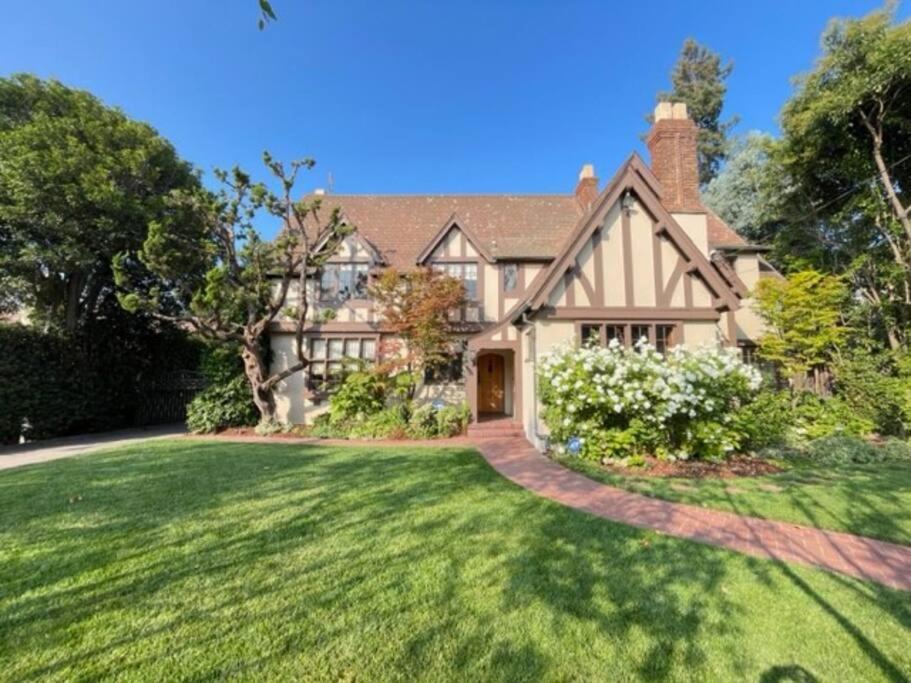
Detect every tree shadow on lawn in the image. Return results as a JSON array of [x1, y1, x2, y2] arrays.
[[717, 484, 911, 683], [0, 440, 908, 680], [573, 457, 911, 545]]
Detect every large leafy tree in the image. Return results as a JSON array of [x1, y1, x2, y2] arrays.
[[116, 154, 350, 423], [655, 39, 738, 185], [772, 6, 911, 350], [0, 74, 200, 332]]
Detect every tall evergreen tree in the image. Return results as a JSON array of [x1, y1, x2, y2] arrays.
[[656, 39, 738, 185]]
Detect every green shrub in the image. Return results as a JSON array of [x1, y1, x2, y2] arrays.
[[328, 371, 387, 425], [406, 401, 470, 439], [434, 403, 470, 437], [879, 438, 911, 461], [833, 350, 909, 436], [804, 435, 881, 464], [408, 403, 438, 439], [349, 405, 410, 439], [185, 376, 258, 433], [733, 389, 794, 450], [792, 394, 874, 441], [199, 342, 245, 384], [309, 413, 336, 438]]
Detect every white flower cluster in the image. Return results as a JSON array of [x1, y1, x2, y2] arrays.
[[538, 340, 762, 458]]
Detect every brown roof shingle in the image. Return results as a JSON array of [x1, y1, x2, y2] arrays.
[[705, 206, 746, 247], [302, 194, 583, 267]]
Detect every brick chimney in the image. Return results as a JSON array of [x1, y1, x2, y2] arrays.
[[646, 102, 701, 212], [574, 163, 599, 210]]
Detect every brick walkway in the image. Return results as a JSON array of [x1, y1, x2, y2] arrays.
[[473, 436, 911, 592]]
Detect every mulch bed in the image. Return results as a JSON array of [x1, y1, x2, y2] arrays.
[[602, 454, 783, 479]]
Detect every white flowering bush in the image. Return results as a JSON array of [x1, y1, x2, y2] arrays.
[[539, 340, 762, 461]]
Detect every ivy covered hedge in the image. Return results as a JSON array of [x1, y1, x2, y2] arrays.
[[0, 323, 200, 444]]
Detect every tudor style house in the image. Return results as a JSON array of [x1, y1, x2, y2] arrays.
[[270, 103, 776, 447]]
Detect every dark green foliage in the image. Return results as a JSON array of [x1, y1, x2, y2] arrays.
[[0, 325, 97, 443], [804, 435, 883, 465], [833, 349, 910, 436], [0, 322, 200, 444], [733, 389, 793, 450], [769, 7, 911, 349], [198, 341, 246, 385], [656, 39, 737, 185], [328, 371, 388, 426], [348, 405, 410, 439], [406, 402, 470, 439], [0, 74, 200, 333], [185, 376, 258, 434]]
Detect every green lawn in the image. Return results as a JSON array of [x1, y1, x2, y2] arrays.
[[554, 454, 911, 546], [0, 441, 909, 681]]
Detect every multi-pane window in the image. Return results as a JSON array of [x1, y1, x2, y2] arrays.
[[739, 342, 759, 365], [503, 263, 518, 293], [579, 323, 677, 353], [424, 341, 466, 384], [654, 325, 675, 354], [308, 336, 377, 390], [439, 262, 478, 301], [319, 263, 369, 301]]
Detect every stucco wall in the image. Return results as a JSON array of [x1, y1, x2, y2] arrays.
[[732, 253, 766, 342], [270, 333, 327, 425]]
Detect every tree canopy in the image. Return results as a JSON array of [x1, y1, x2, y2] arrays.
[[0, 74, 200, 332], [770, 6, 911, 350], [703, 132, 777, 244], [116, 153, 350, 423]]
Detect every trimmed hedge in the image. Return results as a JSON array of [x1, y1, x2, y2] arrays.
[[0, 323, 201, 444]]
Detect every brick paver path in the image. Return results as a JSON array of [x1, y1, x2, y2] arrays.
[[473, 436, 911, 591]]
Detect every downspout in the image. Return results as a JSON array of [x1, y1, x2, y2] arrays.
[[522, 310, 549, 450]]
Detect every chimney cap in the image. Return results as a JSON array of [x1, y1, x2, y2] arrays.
[[578, 163, 596, 181], [654, 101, 689, 121]]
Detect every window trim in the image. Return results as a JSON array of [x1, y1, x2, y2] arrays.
[[307, 334, 379, 393], [317, 262, 371, 304], [576, 320, 680, 353], [431, 258, 484, 323]]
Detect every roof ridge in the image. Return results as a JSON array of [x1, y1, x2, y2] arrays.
[[304, 192, 575, 198]]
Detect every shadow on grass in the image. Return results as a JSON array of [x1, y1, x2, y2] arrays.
[[0, 439, 908, 680]]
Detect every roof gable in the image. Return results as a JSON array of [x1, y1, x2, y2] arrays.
[[520, 153, 741, 316], [415, 214, 494, 263]]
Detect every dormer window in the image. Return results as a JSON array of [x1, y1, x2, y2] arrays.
[[319, 263, 369, 301]]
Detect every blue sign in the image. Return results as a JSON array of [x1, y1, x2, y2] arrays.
[[567, 437, 582, 456], [431, 399, 446, 411]]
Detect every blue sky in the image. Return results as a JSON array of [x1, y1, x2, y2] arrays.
[[1, 0, 903, 232]]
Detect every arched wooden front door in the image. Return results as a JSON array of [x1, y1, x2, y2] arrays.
[[478, 354, 505, 414]]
